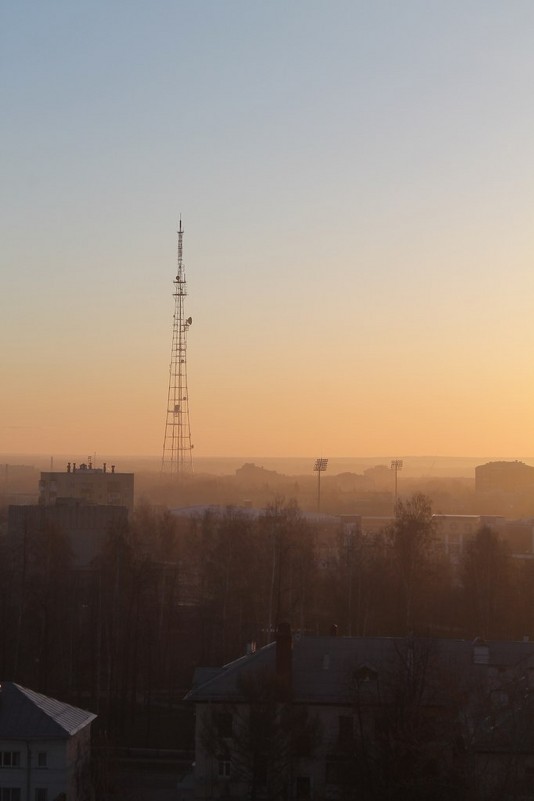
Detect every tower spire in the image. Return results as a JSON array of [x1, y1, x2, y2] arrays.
[[161, 220, 193, 477]]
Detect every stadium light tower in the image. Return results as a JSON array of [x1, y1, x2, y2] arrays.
[[391, 459, 403, 510], [314, 458, 328, 513]]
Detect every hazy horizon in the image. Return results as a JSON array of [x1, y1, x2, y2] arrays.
[[3, 3, 534, 458], [4, 452, 534, 479]]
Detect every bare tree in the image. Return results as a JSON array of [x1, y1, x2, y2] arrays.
[[202, 668, 321, 801], [386, 494, 437, 633], [461, 526, 511, 639]]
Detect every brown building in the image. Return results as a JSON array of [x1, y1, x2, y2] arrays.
[[39, 460, 134, 513], [475, 461, 534, 494], [8, 502, 128, 568]]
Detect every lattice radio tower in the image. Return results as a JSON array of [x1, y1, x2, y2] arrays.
[[161, 219, 193, 476]]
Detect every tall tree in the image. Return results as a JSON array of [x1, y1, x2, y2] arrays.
[[461, 526, 511, 639], [386, 494, 437, 633]]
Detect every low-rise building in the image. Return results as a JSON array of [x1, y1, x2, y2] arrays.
[[186, 627, 534, 800], [0, 682, 96, 801]]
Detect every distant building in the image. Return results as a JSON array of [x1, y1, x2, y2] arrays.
[[234, 463, 285, 488], [39, 461, 134, 514], [497, 518, 534, 556], [8, 502, 128, 568], [0, 681, 96, 801], [475, 461, 534, 494], [432, 514, 483, 562], [432, 514, 534, 561]]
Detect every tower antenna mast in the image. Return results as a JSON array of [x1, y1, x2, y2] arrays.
[[161, 219, 193, 477]]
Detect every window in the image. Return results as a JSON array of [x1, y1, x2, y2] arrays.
[[218, 758, 231, 778], [37, 752, 47, 768], [35, 790, 47, 801], [0, 752, 21, 767], [1, 791, 21, 801], [338, 715, 354, 745]]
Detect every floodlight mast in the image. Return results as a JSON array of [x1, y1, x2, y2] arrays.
[[391, 459, 403, 511], [161, 219, 194, 478], [314, 458, 328, 513]]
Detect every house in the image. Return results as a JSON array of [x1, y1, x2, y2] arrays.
[[186, 626, 534, 800], [0, 682, 96, 801]]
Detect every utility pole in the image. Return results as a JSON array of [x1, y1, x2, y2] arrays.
[[161, 219, 194, 477]]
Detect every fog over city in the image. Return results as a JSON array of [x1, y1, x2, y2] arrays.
[[4, 2, 534, 799]]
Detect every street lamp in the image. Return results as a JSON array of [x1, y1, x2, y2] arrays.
[[391, 459, 403, 511], [314, 458, 328, 513]]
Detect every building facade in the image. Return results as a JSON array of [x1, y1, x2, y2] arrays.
[[475, 461, 534, 494], [0, 682, 96, 801], [186, 627, 534, 800], [7, 503, 128, 568], [39, 462, 134, 514]]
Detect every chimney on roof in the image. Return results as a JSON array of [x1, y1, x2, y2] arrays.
[[275, 622, 292, 700]]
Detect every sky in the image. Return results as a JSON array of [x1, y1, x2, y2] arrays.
[[2, 1, 534, 460]]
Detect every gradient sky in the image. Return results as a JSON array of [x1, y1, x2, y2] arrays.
[[3, 1, 534, 459]]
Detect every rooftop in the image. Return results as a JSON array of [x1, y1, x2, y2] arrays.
[[0, 682, 96, 739], [186, 634, 534, 706]]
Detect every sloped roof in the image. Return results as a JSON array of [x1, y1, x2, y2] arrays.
[[0, 682, 96, 739], [185, 644, 276, 702], [185, 635, 534, 706]]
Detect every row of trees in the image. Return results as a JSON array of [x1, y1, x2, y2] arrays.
[[0, 494, 532, 741], [330, 495, 523, 642]]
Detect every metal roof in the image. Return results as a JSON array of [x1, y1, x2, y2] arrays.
[[185, 635, 534, 706], [0, 682, 96, 739]]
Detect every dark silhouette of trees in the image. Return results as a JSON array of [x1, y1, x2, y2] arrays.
[[385, 494, 438, 633], [327, 526, 388, 637], [180, 500, 320, 666], [330, 638, 472, 801], [2, 516, 73, 693], [5, 490, 534, 754], [461, 526, 512, 639], [259, 500, 318, 635]]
